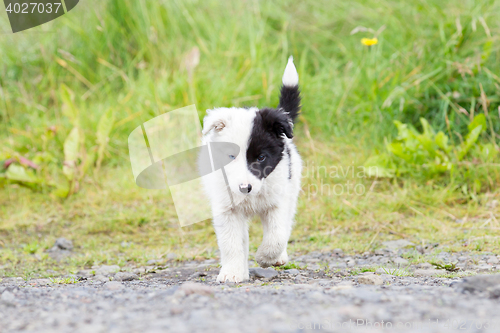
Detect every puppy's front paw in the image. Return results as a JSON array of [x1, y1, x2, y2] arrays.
[[256, 247, 287, 268], [273, 251, 289, 267], [216, 265, 248, 283]]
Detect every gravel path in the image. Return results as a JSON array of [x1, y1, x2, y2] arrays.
[[2, 242, 500, 333]]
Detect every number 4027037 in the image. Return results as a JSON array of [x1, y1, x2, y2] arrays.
[[6, 2, 62, 14]]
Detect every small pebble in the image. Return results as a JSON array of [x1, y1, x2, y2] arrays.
[[357, 274, 383, 285], [104, 281, 124, 291]]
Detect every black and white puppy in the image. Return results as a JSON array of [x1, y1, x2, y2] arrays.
[[201, 57, 302, 283]]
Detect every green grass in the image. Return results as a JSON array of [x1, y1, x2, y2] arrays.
[[431, 261, 460, 272], [49, 277, 79, 284], [381, 266, 413, 277], [276, 261, 305, 270], [1, 0, 500, 277], [349, 267, 378, 276]]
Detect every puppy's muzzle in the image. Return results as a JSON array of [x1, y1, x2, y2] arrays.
[[239, 184, 252, 194]]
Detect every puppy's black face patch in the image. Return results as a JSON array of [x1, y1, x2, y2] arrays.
[[246, 108, 293, 179]]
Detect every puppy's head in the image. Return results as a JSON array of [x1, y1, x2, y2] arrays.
[[202, 107, 293, 197], [246, 108, 293, 183], [201, 56, 300, 197]]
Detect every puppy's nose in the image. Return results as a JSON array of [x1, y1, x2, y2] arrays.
[[239, 183, 252, 194]]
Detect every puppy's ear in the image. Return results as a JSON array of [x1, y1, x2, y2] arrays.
[[259, 108, 293, 139], [202, 112, 226, 135], [273, 117, 293, 139]]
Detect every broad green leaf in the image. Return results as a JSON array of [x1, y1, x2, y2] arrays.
[[64, 127, 80, 162], [5, 164, 38, 183], [420, 118, 435, 137], [60, 84, 79, 126], [0, 151, 11, 160], [416, 118, 436, 156], [63, 165, 75, 181], [53, 184, 70, 198], [461, 184, 468, 196], [96, 108, 115, 169], [364, 155, 395, 178], [480, 143, 499, 162], [63, 127, 80, 180], [394, 121, 411, 141], [468, 114, 486, 133], [435, 131, 450, 153], [96, 108, 115, 145], [481, 40, 493, 64], [474, 179, 482, 193], [457, 125, 482, 161], [0, 174, 6, 188], [82, 150, 97, 177], [387, 142, 413, 163], [429, 156, 451, 173], [416, 134, 435, 156]]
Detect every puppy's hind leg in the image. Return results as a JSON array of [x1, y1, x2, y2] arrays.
[[274, 188, 299, 267], [213, 213, 250, 283]]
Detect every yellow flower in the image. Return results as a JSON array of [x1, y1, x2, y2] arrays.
[[361, 37, 378, 46]]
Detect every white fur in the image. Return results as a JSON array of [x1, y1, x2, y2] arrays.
[[201, 62, 302, 283], [282, 56, 299, 87]]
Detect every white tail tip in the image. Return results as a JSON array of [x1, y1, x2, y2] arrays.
[[282, 56, 299, 87]]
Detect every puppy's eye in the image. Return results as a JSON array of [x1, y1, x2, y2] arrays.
[[257, 154, 266, 162], [229, 155, 236, 160]]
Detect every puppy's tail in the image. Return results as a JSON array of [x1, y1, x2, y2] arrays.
[[279, 56, 301, 123]]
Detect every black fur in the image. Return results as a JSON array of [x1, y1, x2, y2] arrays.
[[278, 85, 301, 123], [246, 79, 301, 180], [247, 108, 292, 179]]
